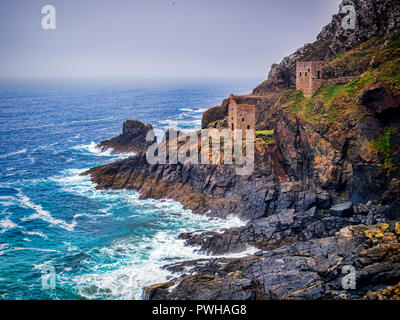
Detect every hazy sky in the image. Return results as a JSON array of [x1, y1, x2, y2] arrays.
[[0, 0, 341, 81]]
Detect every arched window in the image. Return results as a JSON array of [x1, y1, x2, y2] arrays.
[[231, 123, 234, 130], [242, 118, 245, 122], [247, 125, 250, 130]]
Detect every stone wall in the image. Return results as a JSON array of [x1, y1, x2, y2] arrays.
[[322, 76, 358, 86]]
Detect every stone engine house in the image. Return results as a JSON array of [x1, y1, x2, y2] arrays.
[[228, 94, 256, 137], [296, 61, 323, 98]]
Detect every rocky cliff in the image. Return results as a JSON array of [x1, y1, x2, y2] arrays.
[[144, 223, 400, 300], [253, 0, 400, 94], [86, 0, 400, 300], [97, 120, 154, 154]]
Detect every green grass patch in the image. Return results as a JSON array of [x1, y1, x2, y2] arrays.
[[256, 130, 274, 136], [280, 90, 317, 123], [376, 57, 400, 90], [257, 137, 275, 149], [369, 127, 398, 176], [275, 29, 400, 131]]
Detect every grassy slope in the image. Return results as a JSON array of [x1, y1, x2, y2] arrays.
[[273, 29, 400, 175], [277, 29, 400, 130]]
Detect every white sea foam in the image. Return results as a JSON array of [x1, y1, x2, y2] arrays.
[[0, 243, 8, 255], [0, 218, 18, 233], [32, 142, 58, 150], [73, 142, 135, 159], [68, 197, 248, 300], [73, 208, 113, 220], [18, 191, 76, 232], [179, 108, 208, 113], [63, 242, 79, 252], [72, 223, 254, 300], [33, 259, 56, 271], [0, 195, 16, 208], [158, 118, 202, 127], [72, 233, 192, 300], [51, 167, 252, 300], [0, 196, 16, 200], [0, 149, 27, 159], [0, 202, 14, 208], [157, 119, 202, 134], [27, 155, 35, 164], [24, 230, 49, 240]]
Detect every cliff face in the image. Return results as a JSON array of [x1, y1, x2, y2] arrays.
[[87, 0, 400, 300], [201, 98, 229, 129], [97, 120, 154, 154], [253, 0, 400, 95], [89, 83, 400, 221]]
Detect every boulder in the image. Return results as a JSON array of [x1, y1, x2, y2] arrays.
[[330, 201, 354, 217]]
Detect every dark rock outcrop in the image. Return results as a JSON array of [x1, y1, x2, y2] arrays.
[[86, 83, 400, 220], [253, 0, 400, 95], [201, 99, 229, 129], [144, 224, 400, 300], [180, 207, 354, 255], [330, 202, 354, 217], [85, 0, 400, 300], [97, 120, 155, 154]]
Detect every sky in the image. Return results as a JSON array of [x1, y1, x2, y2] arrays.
[[0, 0, 342, 81]]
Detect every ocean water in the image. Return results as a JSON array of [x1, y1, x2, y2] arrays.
[[0, 79, 259, 300]]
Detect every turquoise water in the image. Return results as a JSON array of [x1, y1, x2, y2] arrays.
[[0, 79, 258, 300]]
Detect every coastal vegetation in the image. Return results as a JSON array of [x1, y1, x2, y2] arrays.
[[369, 126, 398, 176]]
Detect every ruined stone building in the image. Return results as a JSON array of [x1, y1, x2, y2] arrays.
[[228, 94, 256, 137], [296, 61, 323, 98]]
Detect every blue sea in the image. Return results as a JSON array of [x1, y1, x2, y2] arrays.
[[0, 79, 258, 300]]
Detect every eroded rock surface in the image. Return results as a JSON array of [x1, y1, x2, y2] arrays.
[[97, 120, 155, 154], [144, 224, 400, 300], [86, 0, 400, 300]]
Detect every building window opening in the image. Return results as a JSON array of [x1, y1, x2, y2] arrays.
[[242, 118, 245, 122], [231, 123, 234, 130], [305, 72, 308, 77], [247, 125, 250, 130], [317, 71, 321, 79]]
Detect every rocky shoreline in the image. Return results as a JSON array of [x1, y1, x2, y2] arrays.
[[85, 0, 400, 300], [144, 223, 400, 300]]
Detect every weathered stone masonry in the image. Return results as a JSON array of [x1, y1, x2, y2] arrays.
[[296, 61, 324, 98], [228, 94, 256, 137], [296, 61, 358, 98]]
